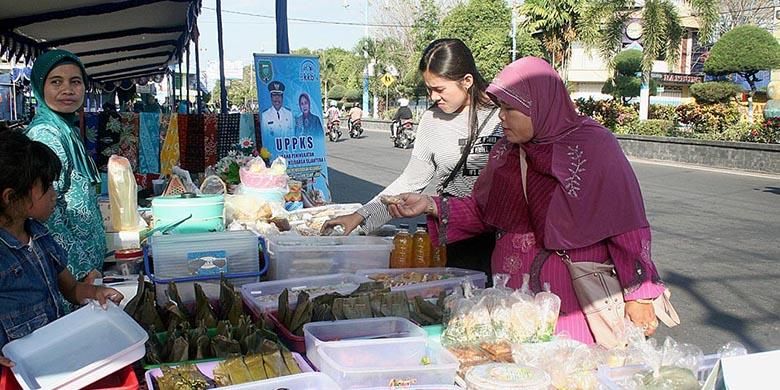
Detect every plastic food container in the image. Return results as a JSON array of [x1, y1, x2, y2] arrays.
[[464, 363, 551, 390], [221, 372, 340, 390], [596, 353, 720, 390], [356, 267, 487, 299], [266, 311, 306, 353], [1, 302, 147, 390], [151, 193, 225, 234], [144, 352, 313, 389], [317, 338, 459, 388], [113, 248, 144, 276], [240, 273, 370, 317], [149, 230, 260, 279], [266, 235, 392, 280], [304, 317, 428, 369], [0, 365, 138, 390]]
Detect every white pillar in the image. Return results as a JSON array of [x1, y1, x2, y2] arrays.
[[639, 73, 650, 120]]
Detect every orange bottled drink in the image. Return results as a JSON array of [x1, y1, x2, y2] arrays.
[[431, 243, 447, 268], [412, 223, 432, 268], [390, 224, 413, 268]]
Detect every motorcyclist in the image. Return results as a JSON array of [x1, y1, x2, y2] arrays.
[[348, 103, 363, 130], [391, 98, 413, 138], [326, 102, 341, 130]]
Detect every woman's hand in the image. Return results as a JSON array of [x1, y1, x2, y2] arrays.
[[0, 356, 14, 368], [625, 300, 658, 336], [94, 286, 124, 309], [387, 193, 436, 218], [320, 213, 364, 235]]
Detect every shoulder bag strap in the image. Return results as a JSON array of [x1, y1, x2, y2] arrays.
[[440, 107, 498, 193]]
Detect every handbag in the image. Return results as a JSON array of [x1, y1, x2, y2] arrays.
[[557, 250, 627, 348], [557, 250, 680, 348]]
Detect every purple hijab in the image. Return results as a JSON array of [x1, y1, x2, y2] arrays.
[[486, 57, 649, 249]]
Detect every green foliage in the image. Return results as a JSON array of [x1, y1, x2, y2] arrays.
[[689, 81, 742, 104], [716, 120, 763, 142], [344, 89, 363, 102], [675, 103, 740, 133], [574, 97, 638, 130], [649, 104, 677, 122], [750, 117, 780, 143], [328, 85, 347, 101], [624, 119, 675, 136], [614, 49, 643, 74], [602, 50, 657, 103], [704, 26, 780, 77], [521, 0, 582, 70], [411, 0, 441, 52], [440, 0, 518, 80]]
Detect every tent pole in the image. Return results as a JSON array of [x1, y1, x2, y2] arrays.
[[216, 0, 228, 114], [195, 35, 202, 114], [186, 44, 191, 113]]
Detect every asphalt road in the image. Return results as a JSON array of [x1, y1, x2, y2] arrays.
[[324, 128, 780, 354]]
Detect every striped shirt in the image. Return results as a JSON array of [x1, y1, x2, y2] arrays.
[[357, 105, 504, 232]]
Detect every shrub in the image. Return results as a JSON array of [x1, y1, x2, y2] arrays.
[[574, 97, 638, 131], [649, 104, 677, 122], [675, 103, 740, 133], [625, 119, 675, 136], [689, 82, 742, 104], [716, 121, 762, 142], [746, 117, 780, 143]]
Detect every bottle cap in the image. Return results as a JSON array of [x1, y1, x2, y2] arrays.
[[399, 223, 410, 229]]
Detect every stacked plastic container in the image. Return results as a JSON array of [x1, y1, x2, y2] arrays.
[[265, 235, 392, 280], [356, 267, 488, 299], [147, 230, 263, 305]]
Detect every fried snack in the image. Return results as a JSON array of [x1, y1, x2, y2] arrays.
[[480, 341, 513, 362], [379, 194, 404, 205]]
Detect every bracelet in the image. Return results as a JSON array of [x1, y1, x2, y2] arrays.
[[632, 299, 654, 304], [424, 195, 436, 215]]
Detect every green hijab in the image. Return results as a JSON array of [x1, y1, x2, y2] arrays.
[[26, 49, 100, 184]]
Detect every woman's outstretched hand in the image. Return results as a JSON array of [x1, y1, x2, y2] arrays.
[[320, 213, 364, 235], [387, 193, 436, 219]]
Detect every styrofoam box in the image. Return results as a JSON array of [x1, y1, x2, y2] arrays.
[[1, 302, 147, 390], [304, 317, 428, 369], [241, 273, 370, 317], [356, 267, 487, 300], [222, 372, 341, 390], [597, 353, 720, 390], [150, 230, 259, 279], [317, 338, 458, 389], [266, 235, 392, 280]]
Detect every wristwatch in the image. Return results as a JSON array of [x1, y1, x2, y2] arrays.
[[633, 299, 654, 304]]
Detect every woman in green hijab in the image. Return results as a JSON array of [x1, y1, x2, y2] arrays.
[[25, 50, 106, 288]]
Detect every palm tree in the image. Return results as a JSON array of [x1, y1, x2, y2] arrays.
[[520, 0, 582, 75], [579, 0, 719, 118]]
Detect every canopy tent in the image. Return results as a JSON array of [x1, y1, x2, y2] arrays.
[[0, 0, 202, 83]]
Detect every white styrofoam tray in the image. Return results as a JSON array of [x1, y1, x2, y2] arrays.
[[1, 302, 147, 390]]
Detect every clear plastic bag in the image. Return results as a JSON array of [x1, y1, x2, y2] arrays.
[[107, 155, 138, 231], [533, 282, 561, 342]]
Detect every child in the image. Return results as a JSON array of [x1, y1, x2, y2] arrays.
[[0, 131, 123, 367]]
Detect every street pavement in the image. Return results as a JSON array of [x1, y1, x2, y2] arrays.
[[324, 129, 780, 354]]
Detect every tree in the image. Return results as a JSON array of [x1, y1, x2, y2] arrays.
[[520, 0, 582, 73], [602, 49, 657, 104], [718, 0, 773, 36], [328, 85, 347, 101], [440, 0, 541, 80], [704, 25, 780, 121]]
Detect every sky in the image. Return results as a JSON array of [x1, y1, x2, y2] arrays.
[[196, 0, 393, 88]]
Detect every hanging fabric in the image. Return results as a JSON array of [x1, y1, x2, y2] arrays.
[[239, 112, 256, 145], [204, 113, 219, 168], [217, 113, 241, 158], [160, 114, 180, 176], [183, 114, 205, 172], [177, 113, 190, 171], [83, 112, 99, 163], [139, 112, 161, 174]]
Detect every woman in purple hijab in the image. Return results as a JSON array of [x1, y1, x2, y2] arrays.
[[388, 57, 666, 345]]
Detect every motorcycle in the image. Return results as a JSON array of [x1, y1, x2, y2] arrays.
[[349, 119, 363, 138], [391, 119, 415, 149], [326, 118, 342, 142]]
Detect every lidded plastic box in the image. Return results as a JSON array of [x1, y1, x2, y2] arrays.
[[303, 317, 427, 369], [596, 353, 720, 390], [317, 338, 458, 388], [265, 235, 391, 280], [149, 230, 260, 279], [240, 273, 370, 317], [1, 302, 147, 390], [356, 267, 487, 299]]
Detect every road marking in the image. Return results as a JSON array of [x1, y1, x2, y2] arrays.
[[629, 158, 780, 180]]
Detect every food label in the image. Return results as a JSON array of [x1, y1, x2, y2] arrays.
[[187, 250, 229, 276]]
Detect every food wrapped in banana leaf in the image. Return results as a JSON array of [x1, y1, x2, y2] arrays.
[[155, 364, 214, 390], [123, 273, 147, 317], [234, 316, 251, 346], [225, 291, 243, 327], [170, 336, 190, 362], [341, 295, 373, 320], [194, 283, 218, 328], [212, 334, 242, 358], [243, 354, 268, 381], [144, 327, 164, 365], [224, 356, 253, 385], [241, 327, 266, 355], [277, 289, 290, 327], [167, 281, 191, 320], [261, 349, 288, 378], [280, 348, 302, 375], [288, 292, 313, 336], [138, 290, 165, 330]]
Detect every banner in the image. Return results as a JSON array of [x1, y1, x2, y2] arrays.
[[254, 54, 331, 204]]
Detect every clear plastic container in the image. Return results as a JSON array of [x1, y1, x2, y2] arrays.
[[149, 230, 260, 279], [356, 267, 488, 299], [464, 363, 551, 390], [317, 338, 458, 388], [1, 302, 147, 390], [266, 235, 392, 280], [303, 317, 428, 369], [222, 372, 340, 390], [596, 353, 720, 390], [240, 273, 370, 317]]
